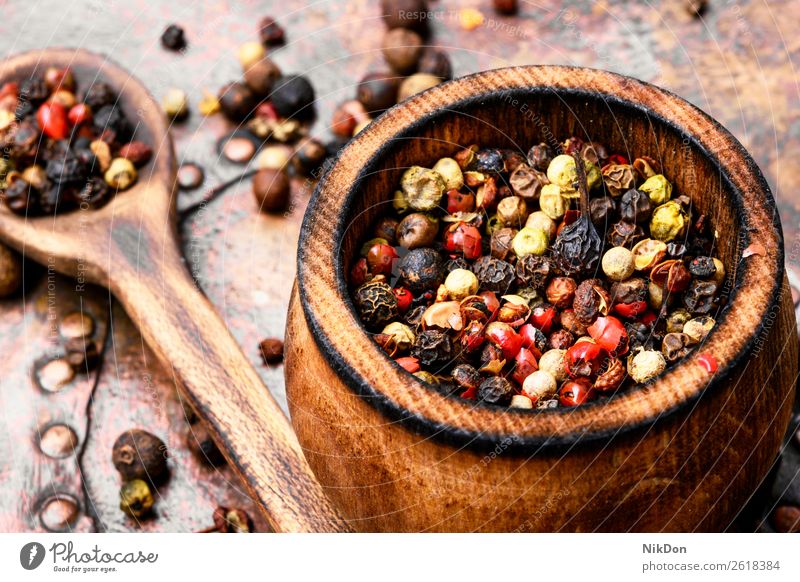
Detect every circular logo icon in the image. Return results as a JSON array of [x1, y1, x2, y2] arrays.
[[20, 542, 46, 570]]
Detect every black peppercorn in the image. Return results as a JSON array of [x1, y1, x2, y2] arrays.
[[161, 24, 187, 51], [293, 138, 327, 176], [412, 329, 453, 368], [589, 196, 617, 228], [472, 256, 515, 294], [683, 280, 718, 314], [3, 179, 37, 215], [93, 105, 133, 141], [79, 177, 111, 209], [527, 143, 554, 171], [46, 152, 86, 186], [19, 78, 49, 104], [475, 148, 505, 174], [515, 254, 551, 289], [417, 48, 453, 80], [451, 363, 481, 392], [258, 16, 286, 46], [357, 72, 400, 115], [445, 257, 470, 273], [217, 82, 256, 121], [82, 82, 117, 111], [404, 304, 427, 327], [619, 188, 653, 223], [477, 376, 514, 405], [688, 256, 716, 278], [380, 0, 430, 34], [398, 248, 445, 293], [271, 74, 316, 120], [112, 429, 168, 483], [608, 220, 644, 248], [355, 280, 399, 329]]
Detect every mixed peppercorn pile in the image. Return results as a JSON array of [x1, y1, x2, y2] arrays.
[[0, 67, 151, 216], [350, 137, 725, 409]]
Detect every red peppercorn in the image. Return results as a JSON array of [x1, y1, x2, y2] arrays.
[[559, 378, 595, 407], [485, 321, 523, 360], [255, 101, 280, 121], [0, 82, 18, 98], [460, 319, 486, 353], [67, 103, 92, 126], [639, 310, 657, 326], [529, 303, 557, 333], [350, 257, 370, 287], [366, 243, 399, 275], [395, 356, 420, 373], [393, 287, 413, 313], [518, 324, 544, 359], [613, 300, 647, 319], [512, 347, 539, 385], [565, 340, 608, 378], [460, 385, 478, 400], [446, 189, 476, 213], [479, 291, 500, 318], [607, 154, 628, 165], [696, 352, 718, 374], [556, 209, 581, 236], [37, 101, 69, 139], [444, 222, 482, 260], [587, 316, 629, 355]]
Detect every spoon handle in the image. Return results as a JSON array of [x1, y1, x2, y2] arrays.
[[108, 222, 350, 533]]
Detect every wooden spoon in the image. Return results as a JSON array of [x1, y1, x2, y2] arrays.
[[0, 48, 349, 532]]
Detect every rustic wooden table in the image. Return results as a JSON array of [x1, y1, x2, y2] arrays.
[[0, 0, 797, 532]]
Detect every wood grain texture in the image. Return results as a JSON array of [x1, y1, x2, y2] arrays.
[[0, 49, 349, 533], [287, 65, 798, 531]]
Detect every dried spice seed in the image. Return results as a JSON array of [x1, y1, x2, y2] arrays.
[[258, 16, 286, 46], [119, 480, 154, 518], [259, 338, 284, 365], [112, 429, 168, 482], [272, 75, 316, 120], [161, 24, 187, 51]]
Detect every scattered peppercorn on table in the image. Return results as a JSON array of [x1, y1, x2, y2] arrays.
[[0, 0, 797, 533]]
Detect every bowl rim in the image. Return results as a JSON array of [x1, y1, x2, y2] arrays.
[[296, 65, 784, 452]]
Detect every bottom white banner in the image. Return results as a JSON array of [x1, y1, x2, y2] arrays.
[[0, 533, 797, 581]]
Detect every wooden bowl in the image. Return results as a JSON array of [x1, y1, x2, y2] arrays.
[[286, 66, 797, 532]]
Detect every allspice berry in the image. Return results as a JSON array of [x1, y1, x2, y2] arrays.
[[381, 28, 423, 74], [0, 243, 23, 297], [112, 429, 168, 482], [253, 168, 291, 213], [243, 58, 282, 97]]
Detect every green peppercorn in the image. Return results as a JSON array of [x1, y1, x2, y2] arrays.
[[546, 154, 577, 190], [666, 308, 692, 333], [119, 479, 154, 518], [539, 184, 566, 220], [400, 166, 445, 211], [496, 195, 528, 228], [512, 227, 549, 258], [431, 157, 463, 191], [381, 321, 416, 352], [104, 158, 137, 190], [683, 315, 715, 343], [650, 200, 688, 242], [639, 174, 672, 205]]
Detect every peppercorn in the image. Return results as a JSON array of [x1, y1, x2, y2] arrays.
[[93, 105, 133, 140], [627, 348, 666, 383], [400, 166, 445, 211], [683, 280, 718, 314], [398, 73, 441, 101], [118, 141, 153, 167], [187, 423, 225, 466], [431, 157, 463, 191], [539, 184, 566, 220], [662, 332, 693, 363], [112, 429, 168, 482], [355, 280, 399, 329], [259, 338, 284, 365], [444, 268, 479, 300], [477, 376, 514, 405], [664, 308, 691, 334], [243, 58, 282, 97], [271, 75, 316, 120], [650, 260, 691, 293], [602, 246, 635, 281], [496, 196, 528, 228], [119, 479, 154, 518], [258, 16, 285, 46], [512, 226, 548, 257], [475, 148, 504, 174], [161, 24, 187, 51], [411, 329, 453, 368], [522, 370, 557, 403], [198, 90, 221, 116], [357, 72, 400, 114], [548, 329, 574, 350], [510, 394, 533, 409], [217, 82, 256, 121], [381, 28, 423, 74], [631, 238, 667, 271], [471, 256, 515, 294], [545, 277, 576, 309], [520, 322, 548, 352], [683, 315, 715, 343], [417, 49, 452, 80], [602, 164, 637, 197], [514, 254, 549, 290], [367, 243, 399, 275], [688, 256, 716, 278], [162, 88, 189, 121], [650, 200, 688, 242], [104, 158, 137, 190], [594, 357, 626, 392], [538, 349, 567, 382], [489, 227, 515, 261], [590, 196, 617, 227], [252, 168, 291, 213], [395, 213, 437, 249], [398, 248, 444, 293], [493, 0, 518, 14], [573, 279, 610, 323], [639, 174, 672, 205], [619, 188, 652, 223], [381, 0, 430, 33], [82, 82, 116, 110], [608, 220, 644, 248]]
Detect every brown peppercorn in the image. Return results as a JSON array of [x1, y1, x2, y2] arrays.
[[589, 196, 617, 227], [560, 309, 588, 336], [683, 280, 718, 314], [602, 164, 637, 197], [411, 329, 453, 367], [650, 259, 691, 293], [186, 423, 225, 466], [493, 0, 518, 15], [258, 16, 285, 46], [662, 332, 693, 363], [112, 429, 168, 482], [573, 278, 610, 323], [771, 505, 800, 533], [217, 82, 256, 121], [477, 376, 514, 405], [619, 188, 653, 223], [509, 164, 547, 201], [496, 195, 528, 228], [608, 220, 644, 248], [331, 100, 369, 137], [490, 227, 516, 261], [117, 141, 153, 167], [381, 28, 423, 74], [451, 363, 481, 392], [417, 48, 453, 80], [372, 216, 400, 245], [594, 357, 626, 392], [252, 168, 291, 213], [548, 329, 574, 350], [396, 212, 438, 249], [259, 338, 284, 365], [243, 58, 282, 97], [381, 0, 430, 33], [610, 277, 647, 305], [0, 243, 23, 297], [546, 277, 577, 309], [515, 254, 551, 290], [357, 72, 401, 114]]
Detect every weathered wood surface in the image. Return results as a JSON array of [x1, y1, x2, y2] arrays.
[[0, 0, 798, 531]]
